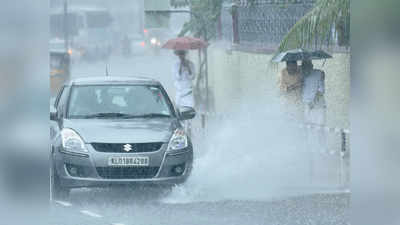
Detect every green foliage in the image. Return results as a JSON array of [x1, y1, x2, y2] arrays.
[[172, 0, 224, 41], [278, 0, 350, 52]]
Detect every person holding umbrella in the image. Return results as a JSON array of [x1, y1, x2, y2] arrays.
[[273, 49, 331, 124], [273, 49, 331, 152], [301, 59, 326, 125], [273, 49, 308, 121], [162, 36, 208, 109], [277, 60, 304, 120], [301, 59, 327, 153], [162, 36, 208, 133], [173, 49, 196, 108]]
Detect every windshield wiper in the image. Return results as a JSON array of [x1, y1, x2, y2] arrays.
[[81, 113, 171, 119], [134, 113, 171, 118], [83, 113, 136, 118]]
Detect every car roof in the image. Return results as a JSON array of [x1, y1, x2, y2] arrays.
[[68, 76, 161, 86]]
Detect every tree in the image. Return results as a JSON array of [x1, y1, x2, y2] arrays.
[[170, 0, 224, 41], [278, 0, 350, 51]]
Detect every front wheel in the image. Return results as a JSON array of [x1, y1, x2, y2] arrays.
[[50, 158, 70, 200]]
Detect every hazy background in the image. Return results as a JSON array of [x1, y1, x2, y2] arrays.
[[351, 1, 400, 225]]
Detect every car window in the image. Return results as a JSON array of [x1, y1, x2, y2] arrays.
[[67, 85, 173, 118], [57, 86, 70, 116]]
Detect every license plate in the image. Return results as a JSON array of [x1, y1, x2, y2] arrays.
[[108, 157, 149, 166]]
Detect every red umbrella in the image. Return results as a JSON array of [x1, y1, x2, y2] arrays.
[[162, 36, 208, 50]]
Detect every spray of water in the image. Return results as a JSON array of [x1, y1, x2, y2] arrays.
[[164, 99, 315, 203]]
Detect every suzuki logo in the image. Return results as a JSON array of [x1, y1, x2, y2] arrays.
[[123, 144, 133, 152]]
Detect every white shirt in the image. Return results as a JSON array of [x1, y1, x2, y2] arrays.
[[302, 69, 325, 105], [173, 60, 195, 91], [172, 60, 195, 108]]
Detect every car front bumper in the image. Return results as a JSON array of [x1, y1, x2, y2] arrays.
[[54, 143, 193, 188]]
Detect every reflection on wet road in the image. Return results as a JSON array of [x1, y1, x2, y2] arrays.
[[51, 186, 349, 225]]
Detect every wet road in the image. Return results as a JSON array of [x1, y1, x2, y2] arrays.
[[51, 187, 349, 225], [50, 50, 350, 225]]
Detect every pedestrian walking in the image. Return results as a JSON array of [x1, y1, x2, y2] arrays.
[[162, 36, 207, 135], [278, 60, 303, 121], [173, 50, 196, 135], [301, 59, 327, 152], [173, 49, 196, 108]]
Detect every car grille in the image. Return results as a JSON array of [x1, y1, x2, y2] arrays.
[[96, 167, 159, 179], [91, 142, 163, 153]]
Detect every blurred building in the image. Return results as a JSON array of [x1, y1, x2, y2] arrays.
[[50, 0, 144, 36]]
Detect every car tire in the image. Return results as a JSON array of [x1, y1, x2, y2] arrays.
[[50, 156, 70, 200]]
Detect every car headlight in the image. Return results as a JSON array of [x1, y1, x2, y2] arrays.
[[60, 128, 88, 153], [168, 128, 188, 151], [150, 38, 157, 45]]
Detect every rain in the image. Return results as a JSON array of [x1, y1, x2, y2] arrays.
[[8, 0, 400, 224], [46, 0, 351, 225]]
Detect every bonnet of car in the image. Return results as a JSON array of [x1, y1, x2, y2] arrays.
[[63, 117, 179, 143]]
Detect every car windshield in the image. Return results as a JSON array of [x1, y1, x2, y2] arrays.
[[67, 85, 172, 119]]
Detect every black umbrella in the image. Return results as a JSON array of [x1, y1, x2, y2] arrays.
[[272, 48, 332, 62]]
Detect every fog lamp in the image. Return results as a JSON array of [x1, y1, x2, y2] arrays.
[[171, 164, 185, 176], [69, 167, 78, 176]]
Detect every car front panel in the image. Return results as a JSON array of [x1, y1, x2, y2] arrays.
[[54, 141, 193, 188]]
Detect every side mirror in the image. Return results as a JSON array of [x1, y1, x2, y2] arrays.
[[179, 107, 196, 120], [50, 106, 58, 121]]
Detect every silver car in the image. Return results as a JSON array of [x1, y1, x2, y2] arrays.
[[50, 76, 195, 199]]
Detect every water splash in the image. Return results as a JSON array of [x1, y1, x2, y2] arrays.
[[163, 101, 314, 204]]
